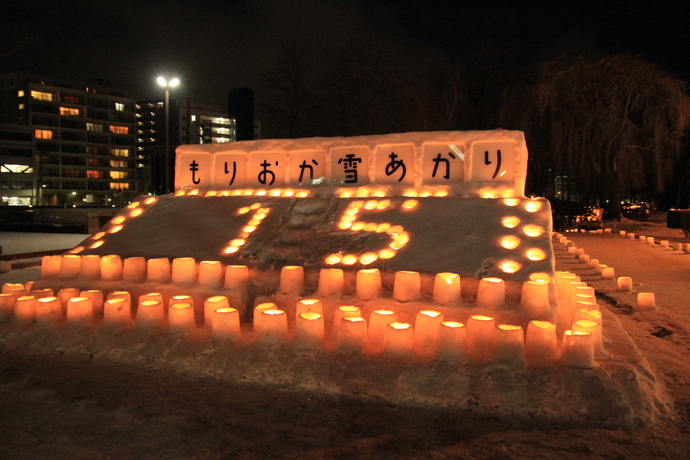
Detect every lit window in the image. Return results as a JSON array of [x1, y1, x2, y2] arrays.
[[191, 115, 196, 122], [1, 164, 34, 173], [35, 129, 53, 139], [30, 90, 53, 101], [60, 107, 80, 116], [110, 125, 129, 134], [18, 103, 24, 110], [115, 103, 125, 111], [111, 149, 130, 157], [110, 171, 128, 179], [17, 90, 24, 97], [87, 170, 104, 179], [110, 182, 129, 190], [110, 160, 127, 168], [87, 123, 103, 132]]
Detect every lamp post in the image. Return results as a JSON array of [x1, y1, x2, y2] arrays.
[[156, 76, 179, 194]]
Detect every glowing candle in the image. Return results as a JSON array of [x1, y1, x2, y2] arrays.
[[337, 317, 367, 352], [318, 268, 344, 297], [368, 310, 397, 350], [81, 255, 101, 278], [413, 310, 444, 350], [57, 287, 80, 315], [573, 308, 601, 324], [556, 273, 580, 299], [147, 258, 171, 282], [14, 295, 37, 324], [619, 230, 626, 236], [0, 294, 15, 318], [138, 292, 164, 307], [567, 246, 577, 255], [108, 290, 132, 306], [587, 258, 599, 268], [573, 319, 604, 355], [41, 255, 61, 277], [639, 235, 646, 243], [627, 233, 635, 240], [66, 297, 93, 325], [204, 296, 229, 328], [100, 254, 123, 280], [168, 302, 196, 334], [79, 289, 103, 318], [601, 267, 616, 280], [578, 253, 590, 263], [436, 321, 466, 360], [560, 330, 595, 368], [646, 237, 655, 245], [356, 269, 381, 301], [123, 257, 147, 282], [172, 257, 197, 285], [617, 276, 633, 292], [575, 248, 585, 256], [279, 265, 304, 295], [35, 297, 62, 325], [383, 322, 414, 357], [595, 264, 607, 274], [637, 292, 656, 310], [2, 283, 24, 297], [433, 273, 461, 305], [660, 240, 670, 249], [296, 299, 323, 317], [199, 261, 223, 288], [253, 302, 277, 332], [224, 265, 249, 289], [136, 300, 165, 330], [476, 277, 505, 310], [59, 255, 81, 278], [294, 312, 325, 349], [211, 307, 241, 342], [332, 306, 361, 339], [256, 309, 288, 345], [524, 320, 559, 366], [520, 281, 550, 318], [466, 315, 496, 362], [103, 298, 131, 328], [673, 242, 683, 251], [394, 271, 421, 302], [494, 324, 525, 363]]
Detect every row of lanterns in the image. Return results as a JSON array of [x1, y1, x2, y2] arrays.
[[1, 282, 596, 368], [38, 253, 552, 316]]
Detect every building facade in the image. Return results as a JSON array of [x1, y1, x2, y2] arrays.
[[0, 72, 138, 206]]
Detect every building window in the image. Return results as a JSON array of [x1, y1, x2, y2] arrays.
[[110, 125, 129, 134], [18, 90, 25, 97], [87, 170, 104, 179], [60, 107, 80, 116], [1, 164, 34, 173], [115, 102, 125, 111], [110, 182, 129, 190], [35, 129, 53, 139], [18, 103, 24, 110], [30, 90, 53, 101], [86, 123, 103, 132], [110, 171, 128, 179], [63, 95, 79, 104], [111, 148, 130, 157], [110, 160, 127, 168]]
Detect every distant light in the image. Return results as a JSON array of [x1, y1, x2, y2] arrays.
[[157, 76, 180, 88]]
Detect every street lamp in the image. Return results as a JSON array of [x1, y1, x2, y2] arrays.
[[157, 76, 179, 194]]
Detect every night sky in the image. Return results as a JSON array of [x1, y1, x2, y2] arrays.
[[2, 0, 689, 126]]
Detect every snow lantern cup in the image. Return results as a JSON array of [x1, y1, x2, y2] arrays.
[[393, 271, 421, 302], [136, 300, 165, 331], [383, 322, 414, 358], [436, 321, 467, 360], [465, 315, 496, 363], [356, 268, 381, 301], [294, 312, 325, 349], [35, 297, 62, 325], [168, 302, 196, 334], [172, 257, 197, 285], [199, 261, 223, 288], [524, 320, 559, 366], [368, 309, 397, 350], [432, 273, 461, 305], [413, 310, 444, 350], [476, 278, 505, 310], [211, 307, 241, 342], [100, 254, 123, 280], [494, 324, 525, 363], [337, 316, 367, 352], [317, 268, 344, 297], [103, 298, 131, 328], [279, 265, 304, 294], [560, 330, 595, 368], [256, 309, 288, 346], [66, 296, 93, 325], [147, 258, 171, 282], [332, 306, 361, 339], [637, 292, 656, 310], [204, 296, 229, 328]]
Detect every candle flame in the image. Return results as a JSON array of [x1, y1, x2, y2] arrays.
[[420, 310, 441, 318], [501, 216, 521, 228], [525, 200, 541, 212], [523, 225, 545, 237], [299, 312, 322, 321], [503, 198, 519, 206], [526, 248, 546, 261], [441, 321, 465, 328], [500, 235, 521, 249], [389, 322, 411, 330]]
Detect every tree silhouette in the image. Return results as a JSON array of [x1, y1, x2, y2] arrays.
[[501, 54, 690, 215]]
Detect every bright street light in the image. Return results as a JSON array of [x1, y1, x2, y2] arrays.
[[157, 75, 180, 194]]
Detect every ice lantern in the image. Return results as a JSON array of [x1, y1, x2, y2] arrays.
[[294, 312, 325, 349], [279, 265, 304, 295], [466, 315, 496, 362], [257, 309, 288, 346], [317, 268, 344, 297], [101, 255, 123, 280], [414, 310, 444, 350], [432, 273, 461, 305], [524, 320, 559, 366], [356, 269, 381, 301], [383, 322, 414, 358], [211, 307, 241, 342], [66, 297, 93, 325], [337, 316, 367, 352], [476, 278, 505, 310], [168, 302, 196, 334], [394, 271, 421, 302], [172, 257, 197, 285]]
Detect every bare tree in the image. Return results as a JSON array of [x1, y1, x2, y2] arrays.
[[501, 54, 690, 215]]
